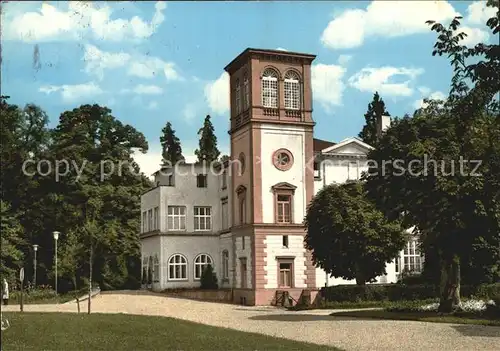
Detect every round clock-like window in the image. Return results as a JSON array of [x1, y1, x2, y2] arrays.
[[238, 152, 246, 175], [273, 149, 293, 171]]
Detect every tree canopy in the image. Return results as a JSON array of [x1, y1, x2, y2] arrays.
[[195, 115, 220, 163], [358, 92, 390, 147], [304, 182, 406, 285], [364, 6, 499, 311], [160, 121, 184, 166]]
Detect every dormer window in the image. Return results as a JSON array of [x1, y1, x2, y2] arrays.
[[235, 78, 241, 114], [262, 68, 278, 108], [284, 70, 300, 110]]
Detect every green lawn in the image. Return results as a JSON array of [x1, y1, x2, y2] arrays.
[[1, 313, 340, 350], [331, 310, 500, 327]]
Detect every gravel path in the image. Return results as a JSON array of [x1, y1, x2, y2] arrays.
[[3, 291, 500, 351]]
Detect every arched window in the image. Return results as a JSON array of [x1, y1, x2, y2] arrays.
[[153, 254, 160, 282], [261, 69, 278, 108], [168, 254, 187, 280], [222, 250, 229, 280], [243, 73, 250, 109], [194, 254, 213, 280], [284, 70, 300, 110], [235, 78, 241, 114]]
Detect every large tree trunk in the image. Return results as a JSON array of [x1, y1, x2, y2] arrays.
[[355, 264, 366, 285], [438, 255, 461, 313]]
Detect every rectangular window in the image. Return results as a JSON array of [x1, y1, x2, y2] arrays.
[[239, 197, 246, 224], [314, 162, 321, 179], [221, 200, 228, 230], [262, 79, 278, 108], [221, 170, 227, 189], [242, 236, 245, 250], [240, 258, 247, 288], [153, 256, 160, 282], [282, 235, 289, 248], [167, 206, 186, 230], [166, 174, 174, 186], [402, 240, 422, 273], [284, 80, 300, 110], [277, 194, 291, 223], [278, 262, 293, 288], [194, 206, 211, 231], [148, 209, 153, 231], [235, 82, 241, 114], [142, 211, 147, 232], [197, 174, 207, 188], [243, 76, 250, 108], [153, 207, 159, 230]]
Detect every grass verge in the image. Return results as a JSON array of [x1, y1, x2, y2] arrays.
[[1, 312, 340, 350], [330, 310, 500, 326]]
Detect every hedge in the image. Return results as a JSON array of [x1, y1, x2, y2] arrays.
[[321, 283, 500, 302]]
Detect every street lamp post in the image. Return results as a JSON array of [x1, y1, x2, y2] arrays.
[[53, 231, 60, 294], [33, 244, 39, 288]]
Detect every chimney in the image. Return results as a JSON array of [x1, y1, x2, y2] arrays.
[[376, 113, 391, 140]]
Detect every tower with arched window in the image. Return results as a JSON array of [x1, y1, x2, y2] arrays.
[[224, 48, 317, 305]]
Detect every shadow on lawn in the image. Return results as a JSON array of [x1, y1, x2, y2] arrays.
[[453, 325, 500, 337], [248, 314, 346, 322]]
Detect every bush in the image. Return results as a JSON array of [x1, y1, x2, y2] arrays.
[[475, 283, 500, 299], [200, 265, 218, 289], [321, 283, 498, 303]]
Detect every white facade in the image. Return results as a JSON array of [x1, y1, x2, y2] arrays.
[[140, 137, 423, 291], [260, 124, 307, 224]]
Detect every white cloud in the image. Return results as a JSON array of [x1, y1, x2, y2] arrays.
[[182, 104, 197, 124], [128, 57, 182, 80], [121, 84, 163, 95], [204, 72, 230, 115], [458, 26, 490, 46], [348, 66, 424, 97], [83, 44, 131, 80], [3, 1, 167, 42], [39, 82, 103, 103], [337, 55, 352, 65], [413, 90, 447, 109], [83, 44, 182, 81], [147, 101, 159, 110], [311, 63, 346, 110], [466, 1, 497, 25], [418, 86, 432, 96], [275, 47, 288, 51], [321, 1, 459, 49]]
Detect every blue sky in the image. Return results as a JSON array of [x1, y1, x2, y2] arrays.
[[1, 1, 496, 175]]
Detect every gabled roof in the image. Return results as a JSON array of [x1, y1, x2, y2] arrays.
[[321, 137, 374, 154], [271, 182, 297, 192]]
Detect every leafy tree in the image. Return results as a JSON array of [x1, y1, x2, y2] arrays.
[[304, 182, 406, 285], [195, 115, 220, 163], [160, 121, 184, 166], [43, 104, 151, 291], [220, 155, 230, 163], [0, 201, 25, 280], [200, 264, 218, 289], [364, 6, 499, 312], [358, 92, 390, 146]]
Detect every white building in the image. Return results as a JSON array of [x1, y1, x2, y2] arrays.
[[140, 48, 422, 305]]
